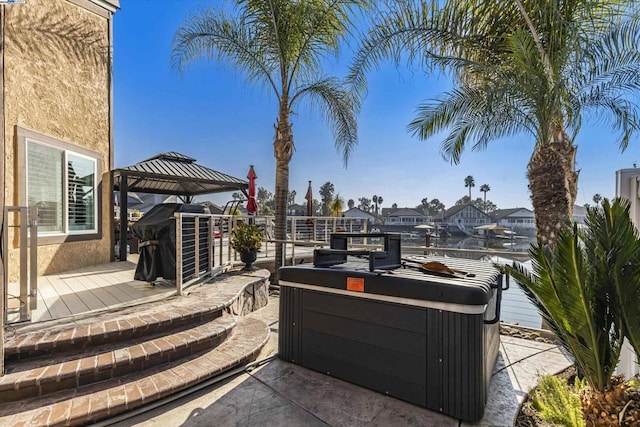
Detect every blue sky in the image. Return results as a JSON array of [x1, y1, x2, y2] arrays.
[[113, 0, 639, 211]]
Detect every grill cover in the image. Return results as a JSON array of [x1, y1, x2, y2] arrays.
[[131, 203, 204, 282]]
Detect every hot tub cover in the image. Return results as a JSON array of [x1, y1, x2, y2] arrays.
[[279, 255, 500, 306]]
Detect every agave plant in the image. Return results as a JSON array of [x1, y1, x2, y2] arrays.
[[506, 198, 640, 392]]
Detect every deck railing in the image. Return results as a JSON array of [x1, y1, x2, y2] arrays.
[[172, 213, 371, 294], [3, 206, 38, 323], [172, 213, 542, 328], [173, 212, 535, 272]]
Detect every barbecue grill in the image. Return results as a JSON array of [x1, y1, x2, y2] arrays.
[[131, 203, 205, 282], [278, 233, 505, 422]]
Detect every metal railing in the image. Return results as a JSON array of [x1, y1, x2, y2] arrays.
[[3, 206, 38, 323], [172, 214, 372, 292], [171, 213, 541, 327], [175, 213, 215, 295], [173, 214, 533, 274]]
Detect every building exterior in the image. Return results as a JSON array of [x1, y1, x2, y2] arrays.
[[381, 208, 427, 226], [342, 207, 375, 222], [3, 0, 119, 277], [572, 205, 588, 224], [287, 204, 308, 216], [488, 205, 587, 236], [437, 204, 490, 235], [489, 207, 536, 235]]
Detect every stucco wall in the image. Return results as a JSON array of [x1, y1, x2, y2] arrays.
[[4, 0, 112, 277]]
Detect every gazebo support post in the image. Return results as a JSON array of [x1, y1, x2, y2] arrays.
[[119, 173, 128, 262]]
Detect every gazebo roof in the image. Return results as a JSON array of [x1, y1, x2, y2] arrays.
[[113, 152, 248, 196]]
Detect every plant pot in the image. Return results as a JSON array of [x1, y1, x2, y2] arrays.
[[240, 249, 258, 270]]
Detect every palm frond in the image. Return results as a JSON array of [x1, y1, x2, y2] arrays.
[[584, 198, 640, 360], [505, 221, 622, 392], [346, 0, 500, 107], [284, 0, 371, 94], [407, 84, 536, 163], [292, 78, 358, 165], [578, 94, 640, 151], [350, 0, 640, 169], [171, 6, 280, 96]]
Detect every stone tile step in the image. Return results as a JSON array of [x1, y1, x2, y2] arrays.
[[0, 317, 270, 427], [4, 301, 224, 361], [5, 269, 269, 359], [0, 316, 238, 403]]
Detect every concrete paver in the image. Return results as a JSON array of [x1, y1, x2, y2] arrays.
[[117, 295, 572, 427]]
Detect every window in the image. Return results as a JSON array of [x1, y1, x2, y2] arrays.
[[67, 152, 96, 232], [18, 127, 102, 243], [27, 142, 64, 233]]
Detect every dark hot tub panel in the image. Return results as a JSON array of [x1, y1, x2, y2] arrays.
[[278, 232, 505, 422]]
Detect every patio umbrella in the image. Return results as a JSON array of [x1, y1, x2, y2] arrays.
[[305, 181, 313, 216], [246, 165, 258, 214]]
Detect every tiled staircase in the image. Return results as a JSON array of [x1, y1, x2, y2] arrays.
[[0, 269, 271, 426]]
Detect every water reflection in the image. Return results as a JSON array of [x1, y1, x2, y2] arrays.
[[401, 235, 535, 254]]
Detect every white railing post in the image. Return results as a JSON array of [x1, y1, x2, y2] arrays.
[[28, 207, 37, 311], [194, 217, 200, 279], [175, 213, 183, 296], [1, 208, 5, 377], [291, 218, 296, 264], [615, 168, 640, 379], [208, 216, 213, 272], [324, 218, 328, 241], [217, 216, 224, 267], [18, 208, 28, 321], [313, 218, 317, 241]]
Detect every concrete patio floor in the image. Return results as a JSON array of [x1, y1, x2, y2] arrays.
[[113, 294, 571, 427]]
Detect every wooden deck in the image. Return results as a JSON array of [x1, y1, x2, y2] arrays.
[[6, 255, 176, 324], [4, 242, 317, 325]]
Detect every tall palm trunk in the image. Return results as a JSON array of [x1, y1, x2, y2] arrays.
[[273, 103, 294, 285], [528, 127, 578, 245]]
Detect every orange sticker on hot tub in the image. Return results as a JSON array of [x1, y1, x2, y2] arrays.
[[346, 277, 365, 292]]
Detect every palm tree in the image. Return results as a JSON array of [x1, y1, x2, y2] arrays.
[[172, 1, 367, 279], [349, 0, 640, 245], [464, 175, 475, 201], [320, 182, 336, 217], [480, 184, 490, 212], [593, 193, 603, 206], [330, 195, 345, 217]]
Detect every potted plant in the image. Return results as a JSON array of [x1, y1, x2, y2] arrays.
[[230, 222, 263, 270]]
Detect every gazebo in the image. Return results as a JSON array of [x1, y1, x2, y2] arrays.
[[112, 152, 249, 261]]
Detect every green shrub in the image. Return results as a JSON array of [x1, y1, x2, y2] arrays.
[[530, 375, 585, 427], [506, 198, 640, 392], [230, 222, 263, 252]]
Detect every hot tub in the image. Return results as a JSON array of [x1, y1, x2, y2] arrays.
[[278, 234, 503, 422]]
